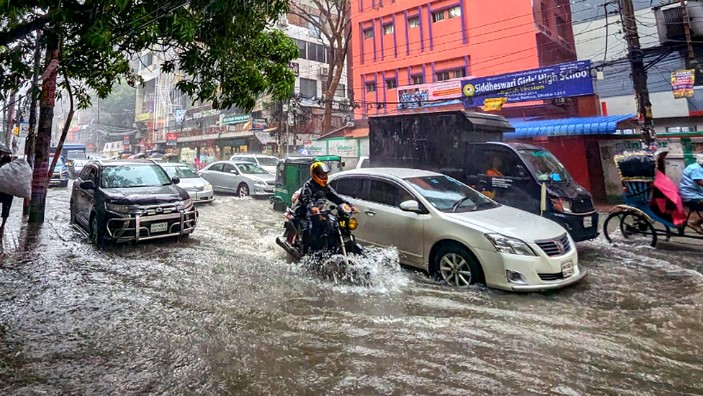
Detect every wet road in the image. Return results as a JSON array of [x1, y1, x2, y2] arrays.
[[1, 185, 702, 395]]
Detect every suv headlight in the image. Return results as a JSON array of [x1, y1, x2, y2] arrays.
[[550, 198, 572, 213], [485, 233, 536, 256], [105, 202, 140, 214], [175, 199, 192, 210]]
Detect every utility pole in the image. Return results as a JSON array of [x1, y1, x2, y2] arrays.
[[28, 32, 60, 224], [619, 0, 655, 148]]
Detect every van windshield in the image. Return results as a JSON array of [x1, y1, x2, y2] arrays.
[[518, 149, 572, 183]]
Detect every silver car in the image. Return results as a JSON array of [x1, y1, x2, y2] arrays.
[[329, 168, 586, 292], [160, 163, 214, 203], [229, 154, 280, 174], [198, 160, 276, 197]]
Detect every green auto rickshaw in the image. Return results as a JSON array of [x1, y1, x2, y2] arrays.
[[271, 155, 344, 211]]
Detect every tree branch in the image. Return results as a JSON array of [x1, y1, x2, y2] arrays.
[[0, 14, 51, 47]]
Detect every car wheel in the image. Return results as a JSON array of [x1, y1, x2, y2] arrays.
[[434, 244, 483, 287], [90, 214, 105, 246], [237, 183, 250, 197]]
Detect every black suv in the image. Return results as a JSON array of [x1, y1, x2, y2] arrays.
[[70, 160, 198, 245]]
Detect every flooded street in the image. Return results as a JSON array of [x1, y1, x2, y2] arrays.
[[1, 185, 702, 395]]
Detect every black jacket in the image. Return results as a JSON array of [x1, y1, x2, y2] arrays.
[[294, 179, 347, 218]]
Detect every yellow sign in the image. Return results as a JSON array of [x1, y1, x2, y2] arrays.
[[135, 112, 152, 122], [483, 97, 507, 111], [12, 126, 19, 136]]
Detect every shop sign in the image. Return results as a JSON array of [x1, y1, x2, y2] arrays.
[[328, 139, 358, 157], [397, 80, 463, 110], [135, 112, 152, 122], [461, 60, 594, 107], [223, 114, 251, 125], [671, 69, 695, 99], [166, 132, 178, 146], [303, 141, 326, 156], [185, 106, 223, 121], [252, 118, 268, 130]]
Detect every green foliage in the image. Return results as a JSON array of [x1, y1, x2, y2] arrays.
[[0, 0, 298, 111]]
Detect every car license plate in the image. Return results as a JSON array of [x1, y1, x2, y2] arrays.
[[561, 260, 575, 278], [583, 216, 593, 228], [150, 222, 168, 233]]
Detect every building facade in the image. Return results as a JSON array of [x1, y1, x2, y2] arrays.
[[350, 0, 580, 119]]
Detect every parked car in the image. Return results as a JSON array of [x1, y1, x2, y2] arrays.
[[68, 159, 89, 179], [328, 168, 587, 292], [49, 156, 69, 187], [70, 160, 198, 245], [229, 154, 280, 174], [198, 160, 276, 197], [356, 156, 370, 169], [160, 162, 214, 203]]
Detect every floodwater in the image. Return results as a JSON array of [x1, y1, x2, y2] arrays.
[[1, 185, 702, 395]]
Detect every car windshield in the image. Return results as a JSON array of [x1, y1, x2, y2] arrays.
[[257, 157, 279, 166], [518, 149, 572, 182], [405, 175, 499, 213], [49, 156, 63, 166], [101, 164, 172, 188], [163, 165, 199, 179], [236, 162, 268, 174]]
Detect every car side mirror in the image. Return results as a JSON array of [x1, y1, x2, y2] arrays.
[[230, 170, 239, 174], [79, 180, 95, 190], [399, 199, 421, 213], [171, 176, 180, 185], [341, 161, 346, 168]]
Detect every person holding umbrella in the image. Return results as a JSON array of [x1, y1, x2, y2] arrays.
[[0, 143, 14, 235]]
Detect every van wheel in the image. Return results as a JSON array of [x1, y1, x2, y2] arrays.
[[433, 244, 483, 287], [90, 215, 105, 246], [237, 183, 250, 197]]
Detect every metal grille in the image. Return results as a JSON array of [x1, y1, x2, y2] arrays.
[[538, 273, 564, 281], [535, 233, 571, 257]]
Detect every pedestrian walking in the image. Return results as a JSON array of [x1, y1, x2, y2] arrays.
[[0, 150, 13, 236]]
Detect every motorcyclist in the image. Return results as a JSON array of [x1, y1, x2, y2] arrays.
[[293, 161, 357, 252]]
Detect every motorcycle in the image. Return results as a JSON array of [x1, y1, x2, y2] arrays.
[[275, 195, 368, 284]]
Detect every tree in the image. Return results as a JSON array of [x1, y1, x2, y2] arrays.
[[289, 0, 351, 134], [0, 0, 299, 223]]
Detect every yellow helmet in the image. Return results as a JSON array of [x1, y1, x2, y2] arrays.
[[310, 161, 330, 187]]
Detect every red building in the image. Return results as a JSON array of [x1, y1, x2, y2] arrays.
[[350, 0, 590, 119]]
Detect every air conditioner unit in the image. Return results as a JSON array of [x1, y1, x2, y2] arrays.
[[319, 66, 329, 77]]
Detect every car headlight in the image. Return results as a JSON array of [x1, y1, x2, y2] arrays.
[[175, 198, 192, 210], [253, 178, 267, 186], [204, 183, 213, 191], [105, 202, 140, 214], [485, 233, 536, 256]]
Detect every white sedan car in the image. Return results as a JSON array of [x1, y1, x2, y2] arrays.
[[328, 168, 587, 292]]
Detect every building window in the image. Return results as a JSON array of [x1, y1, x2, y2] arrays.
[[452, 68, 467, 79], [365, 81, 377, 92], [300, 78, 317, 98], [412, 74, 424, 85], [432, 11, 445, 23], [335, 84, 346, 98], [308, 42, 326, 63], [295, 39, 306, 59], [309, 16, 322, 39], [665, 126, 695, 133], [383, 24, 394, 35], [448, 6, 461, 18], [408, 16, 420, 28], [364, 28, 374, 39], [556, 15, 568, 39], [386, 78, 397, 89], [436, 71, 450, 81]]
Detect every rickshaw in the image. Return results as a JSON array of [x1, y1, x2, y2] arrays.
[[270, 155, 344, 211], [603, 149, 702, 247]]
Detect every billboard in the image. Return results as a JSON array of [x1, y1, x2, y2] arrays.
[[671, 69, 695, 98], [397, 80, 463, 110], [461, 60, 594, 107], [166, 132, 178, 146]]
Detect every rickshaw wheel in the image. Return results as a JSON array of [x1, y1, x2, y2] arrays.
[[603, 211, 657, 247]]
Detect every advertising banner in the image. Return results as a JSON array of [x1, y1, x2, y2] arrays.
[[328, 139, 359, 157], [671, 69, 695, 98], [303, 141, 326, 156], [223, 114, 250, 125], [252, 118, 268, 130], [166, 132, 178, 146], [397, 80, 463, 110], [461, 60, 594, 107]]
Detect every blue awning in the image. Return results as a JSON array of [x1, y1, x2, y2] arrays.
[[504, 114, 636, 138]]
